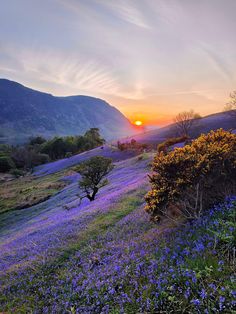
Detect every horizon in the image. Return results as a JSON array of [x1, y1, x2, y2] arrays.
[[0, 77, 229, 129], [1, 1, 236, 125]]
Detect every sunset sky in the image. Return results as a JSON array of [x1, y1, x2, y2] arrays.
[[0, 0, 236, 125]]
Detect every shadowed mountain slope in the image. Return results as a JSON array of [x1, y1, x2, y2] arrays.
[[0, 79, 135, 143]]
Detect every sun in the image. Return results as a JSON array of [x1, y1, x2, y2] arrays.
[[134, 120, 143, 126]]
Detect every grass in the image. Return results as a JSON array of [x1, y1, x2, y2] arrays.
[[1, 194, 235, 312], [0, 187, 148, 312], [0, 171, 68, 215], [46, 187, 147, 268]]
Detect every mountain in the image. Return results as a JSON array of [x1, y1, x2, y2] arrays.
[[122, 111, 236, 144], [0, 79, 135, 143]]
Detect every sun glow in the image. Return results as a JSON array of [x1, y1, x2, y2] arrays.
[[134, 120, 143, 126]]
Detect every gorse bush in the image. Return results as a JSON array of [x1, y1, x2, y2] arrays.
[[157, 135, 188, 153], [145, 129, 236, 221]]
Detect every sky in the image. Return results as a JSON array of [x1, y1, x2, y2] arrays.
[[0, 0, 236, 126]]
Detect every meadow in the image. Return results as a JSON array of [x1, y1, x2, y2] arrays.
[[0, 144, 235, 313]]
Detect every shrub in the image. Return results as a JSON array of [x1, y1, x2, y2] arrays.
[[0, 156, 15, 172], [65, 152, 73, 158], [145, 129, 236, 221], [29, 136, 47, 146], [117, 139, 149, 152], [157, 135, 188, 153], [9, 168, 25, 177]]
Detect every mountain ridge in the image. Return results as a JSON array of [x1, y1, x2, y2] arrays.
[[0, 78, 135, 143]]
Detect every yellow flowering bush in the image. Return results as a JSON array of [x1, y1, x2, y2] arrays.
[[145, 129, 236, 221]]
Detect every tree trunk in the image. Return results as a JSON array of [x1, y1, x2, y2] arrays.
[[86, 186, 98, 201]]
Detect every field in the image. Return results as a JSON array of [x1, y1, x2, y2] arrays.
[[0, 146, 235, 313]]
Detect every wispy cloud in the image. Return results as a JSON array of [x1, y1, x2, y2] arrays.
[[95, 0, 152, 29], [0, 45, 119, 94], [199, 43, 233, 82], [0, 44, 149, 100]]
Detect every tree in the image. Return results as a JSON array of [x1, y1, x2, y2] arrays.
[[0, 156, 15, 172], [174, 110, 201, 137], [224, 91, 236, 118], [75, 156, 114, 202], [84, 128, 105, 149], [29, 136, 46, 146]]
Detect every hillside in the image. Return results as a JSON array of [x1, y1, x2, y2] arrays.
[[0, 144, 235, 312], [0, 125, 235, 314], [0, 79, 135, 143], [121, 111, 236, 144]]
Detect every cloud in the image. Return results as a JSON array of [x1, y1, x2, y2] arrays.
[[100, 0, 151, 29], [0, 44, 149, 100], [199, 44, 233, 82], [0, 45, 118, 94]]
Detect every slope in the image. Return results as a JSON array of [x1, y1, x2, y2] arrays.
[[0, 79, 135, 143], [122, 111, 236, 144]]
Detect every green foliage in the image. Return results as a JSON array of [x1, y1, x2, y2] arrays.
[[29, 136, 47, 146], [41, 128, 105, 160], [75, 156, 114, 201], [11, 147, 50, 170], [9, 168, 25, 177], [157, 135, 188, 153], [145, 129, 236, 221], [84, 128, 105, 148], [0, 128, 105, 173], [0, 156, 15, 172]]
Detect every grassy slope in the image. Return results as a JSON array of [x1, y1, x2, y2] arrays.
[[0, 171, 68, 215], [1, 194, 235, 313], [0, 150, 235, 313], [0, 153, 151, 270]]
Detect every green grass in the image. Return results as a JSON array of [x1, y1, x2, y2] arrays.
[[0, 187, 148, 312], [51, 187, 147, 268], [0, 171, 68, 215]]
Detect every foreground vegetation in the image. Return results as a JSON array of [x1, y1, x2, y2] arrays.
[[0, 194, 235, 313], [0, 129, 235, 313], [146, 129, 236, 221]]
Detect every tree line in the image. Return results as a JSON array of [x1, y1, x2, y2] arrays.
[[0, 128, 105, 175]]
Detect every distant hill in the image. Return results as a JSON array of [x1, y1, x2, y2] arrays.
[[0, 79, 135, 143], [121, 111, 236, 144]]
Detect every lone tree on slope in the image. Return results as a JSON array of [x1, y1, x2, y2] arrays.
[[224, 91, 236, 119], [75, 156, 114, 202], [174, 110, 201, 137]]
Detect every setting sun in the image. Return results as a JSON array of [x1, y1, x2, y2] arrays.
[[134, 120, 143, 126]]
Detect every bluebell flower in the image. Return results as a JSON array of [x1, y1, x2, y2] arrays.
[[191, 299, 201, 306]]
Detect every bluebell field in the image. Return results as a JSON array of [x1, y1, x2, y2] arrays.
[[1, 195, 235, 313]]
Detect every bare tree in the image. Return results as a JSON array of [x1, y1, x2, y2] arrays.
[[174, 110, 201, 137], [224, 91, 236, 118]]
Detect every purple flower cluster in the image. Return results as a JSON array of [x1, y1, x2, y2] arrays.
[[34, 145, 137, 176], [0, 155, 149, 274], [1, 195, 235, 313]]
